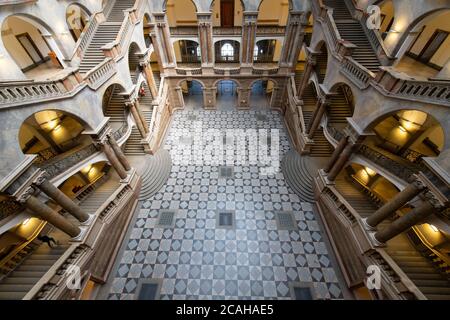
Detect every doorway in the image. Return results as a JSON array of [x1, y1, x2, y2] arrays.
[[221, 0, 234, 27], [16, 33, 45, 65], [217, 80, 238, 110]]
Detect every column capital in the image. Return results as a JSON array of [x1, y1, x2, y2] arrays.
[[32, 170, 49, 186], [16, 186, 36, 203], [423, 190, 446, 210]]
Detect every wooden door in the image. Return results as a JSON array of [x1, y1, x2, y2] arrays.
[[221, 0, 234, 27]]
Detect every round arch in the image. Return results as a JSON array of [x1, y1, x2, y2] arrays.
[[249, 79, 278, 109], [128, 42, 142, 84], [178, 79, 204, 109], [102, 83, 127, 118], [365, 109, 445, 159], [1, 14, 68, 76], [391, 8, 450, 57], [172, 39, 201, 64], [18, 109, 91, 158]]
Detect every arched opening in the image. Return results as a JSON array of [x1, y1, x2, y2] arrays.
[[66, 3, 91, 42], [334, 161, 450, 299], [179, 80, 204, 109], [216, 80, 238, 109], [393, 9, 450, 79], [215, 40, 240, 64], [173, 40, 201, 66], [250, 80, 276, 109], [211, 0, 244, 27], [128, 43, 141, 84], [103, 83, 127, 134], [143, 13, 152, 48], [315, 42, 328, 83], [254, 39, 281, 63], [165, 0, 198, 28], [368, 109, 444, 162], [1, 15, 66, 80], [257, 0, 290, 26], [19, 110, 90, 162], [326, 83, 354, 136]]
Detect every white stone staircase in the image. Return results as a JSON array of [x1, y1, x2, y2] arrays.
[[137, 149, 172, 200]]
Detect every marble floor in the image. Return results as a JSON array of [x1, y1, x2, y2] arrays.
[[104, 106, 345, 300]]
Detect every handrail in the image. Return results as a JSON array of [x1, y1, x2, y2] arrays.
[[344, 0, 394, 64], [84, 58, 117, 90], [71, 12, 102, 60], [0, 70, 82, 107]]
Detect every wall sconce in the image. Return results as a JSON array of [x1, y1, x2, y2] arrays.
[[398, 126, 407, 133], [53, 124, 62, 131], [22, 218, 31, 226]]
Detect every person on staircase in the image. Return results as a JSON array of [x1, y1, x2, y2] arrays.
[[37, 234, 58, 248]]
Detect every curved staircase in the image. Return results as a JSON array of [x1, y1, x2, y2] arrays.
[[137, 149, 172, 200], [282, 150, 316, 202]]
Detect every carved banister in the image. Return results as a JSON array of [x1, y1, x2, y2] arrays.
[[374, 67, 450, 107], [84, 58, 117, 90], [341, 56, 376, 89]]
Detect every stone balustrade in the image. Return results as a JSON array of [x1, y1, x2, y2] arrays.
[[0, 69, 83, 107], [374, 67, 450, 107], [84, 58, 117, 90], [341, 57, 375, 89], [73, 12, 103, 60]]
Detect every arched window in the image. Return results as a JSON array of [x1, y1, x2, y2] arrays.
[[253, 45, 259, 61], [221, 43, 234, 60]]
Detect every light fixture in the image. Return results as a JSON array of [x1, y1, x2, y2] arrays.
[[430, 224, 439, 232], [53, 124, 62, 131], [364, 167, 376, 177], [22, 218, 31, 226], [398, 126, 407, 133]]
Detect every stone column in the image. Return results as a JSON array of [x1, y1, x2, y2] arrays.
[[328, 142, 356, 181], [366, 180, 425, 228], [134, 99, 149, 133], [100, 141, 127, 179], [107, 134, 131, 171], [280, 11, 306, 67], [197, 13, 213, 66], [33, 172, 89, 223], [374, 201, 437, 243], [298, 53, 317, 98], [141, 61, 158, 98], [19, 189, 80, 238], [241, 12, 258, 66], [324, 136, 349, 173], [127, 101, 147, 138], [307, 99, 328, 139], [153, 13, 175, 67]]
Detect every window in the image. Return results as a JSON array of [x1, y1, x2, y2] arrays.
[[221, 43, 234, 60], [253, 45, 259, 61]]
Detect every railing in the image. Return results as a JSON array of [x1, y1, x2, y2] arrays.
[[0, 79, 69, 107], [170, 26, 198, 36], [84, 58, 117, 89], [366, 249, 426, 300], [175, 68, 202, 76], [344, 0, 394, 64], [38, 144, 99, 178], [374, 68, 450, 107], [256, 26, 286, 35], [213, 27, 242, 35], [357, 144, 420, 183], [73, 12, 102, 60], [341, 57, 375, 89]]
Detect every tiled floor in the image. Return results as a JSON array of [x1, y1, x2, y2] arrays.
[[107, 108, 344, 300]]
